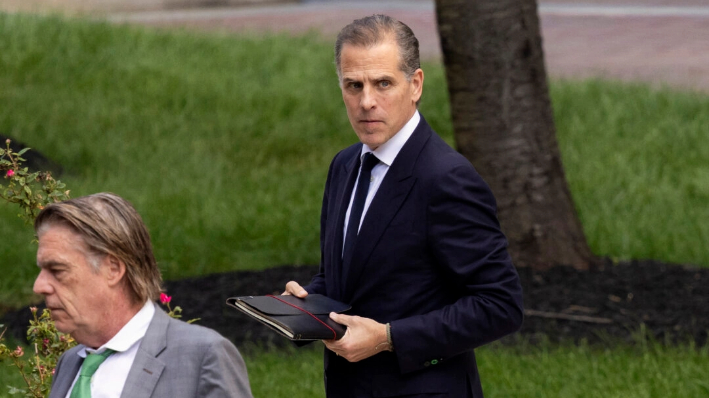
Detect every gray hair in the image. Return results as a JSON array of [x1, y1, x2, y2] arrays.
[[35, 192, 162, 304], [334, 14, 421, 82]]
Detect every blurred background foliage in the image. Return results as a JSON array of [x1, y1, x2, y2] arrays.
[[1, 12, 708, 308]]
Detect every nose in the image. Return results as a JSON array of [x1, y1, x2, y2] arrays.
[[33, 269, 52, 296], [361, 86, 376, 110]]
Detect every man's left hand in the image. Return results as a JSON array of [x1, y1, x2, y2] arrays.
[[323, 313, 390, 362]]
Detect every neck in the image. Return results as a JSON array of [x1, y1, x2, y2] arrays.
[[76, 298, 144, 349]]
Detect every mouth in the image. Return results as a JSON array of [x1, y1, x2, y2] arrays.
[[46, 305, 63, 313], [360, 120, 383, 128]]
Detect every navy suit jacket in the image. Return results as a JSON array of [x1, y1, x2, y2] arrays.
[[304, 116, 524, 398]]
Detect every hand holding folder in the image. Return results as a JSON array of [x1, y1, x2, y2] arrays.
[[226, 294, 351, 341]]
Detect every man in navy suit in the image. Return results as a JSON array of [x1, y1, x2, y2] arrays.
[[284, 14, 523, 397]]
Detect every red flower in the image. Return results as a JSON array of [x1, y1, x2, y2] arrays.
[[5, 170, 14, 178], [160, 293, 172, 304], [13, 346, 24, 357]]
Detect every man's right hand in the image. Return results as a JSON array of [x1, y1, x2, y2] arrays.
[[282, 281, 308, 298]]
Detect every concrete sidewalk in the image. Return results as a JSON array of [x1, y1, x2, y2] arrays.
[[105, 0, 709, 92]]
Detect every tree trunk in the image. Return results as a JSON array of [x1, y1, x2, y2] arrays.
[[435, 0, 595, 270]]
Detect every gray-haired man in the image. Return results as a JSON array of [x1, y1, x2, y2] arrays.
[[34, 193, 253, 398]]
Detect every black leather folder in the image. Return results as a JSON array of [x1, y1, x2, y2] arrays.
[[226, 294, 351, 341]]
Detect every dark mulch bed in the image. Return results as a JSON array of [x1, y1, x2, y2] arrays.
[[3, 258, 708, 348], [0, 134, 64, 177]]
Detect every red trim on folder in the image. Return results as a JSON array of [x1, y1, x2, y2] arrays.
[[266, 295, 337, 340]]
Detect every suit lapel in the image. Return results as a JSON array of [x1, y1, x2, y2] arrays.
[[341, 118, 433, 301], [49, 346, 84, 398], [119, 304, 168, 398]]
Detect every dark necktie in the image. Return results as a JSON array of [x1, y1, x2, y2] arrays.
[[70, 349, 115, 398], [342, 152, 380, 262]]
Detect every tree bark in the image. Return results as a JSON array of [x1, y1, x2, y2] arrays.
[[435, 0, 595, 270]]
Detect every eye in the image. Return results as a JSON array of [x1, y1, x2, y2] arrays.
[[349, 82, 363, 90], [379, 81, 391, 88], [49, 266, 66, 278]]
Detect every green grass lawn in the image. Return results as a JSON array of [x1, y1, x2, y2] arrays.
[[552, 81, 709, 266], [1, 12, 707, 309], [1, 11, 708, 398], [245, 341, 709, 398], [3, 341, 707, 398], [0, 12, 452, 308]]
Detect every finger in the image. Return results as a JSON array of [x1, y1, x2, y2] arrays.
[[323, 329, 348, 350], [330, 312, 351, 325], [283, 281, 298, 295], [323, 340, 341, 352], [284, 281, 308, 297]]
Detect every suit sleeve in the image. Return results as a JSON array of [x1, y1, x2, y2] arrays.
[[196, 337, 253, 398], [303, 154, 338, 296], [390, 163, 524, 374]]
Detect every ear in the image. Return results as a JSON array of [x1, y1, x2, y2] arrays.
[[102, 255, 127, 288], [410, 68, 424, 104]]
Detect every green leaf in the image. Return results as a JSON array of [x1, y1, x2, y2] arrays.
[[16, 148, 31, 156]]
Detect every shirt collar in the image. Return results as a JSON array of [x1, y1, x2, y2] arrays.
[[79, 300, 155, 358], [361, 111, 420, 166]]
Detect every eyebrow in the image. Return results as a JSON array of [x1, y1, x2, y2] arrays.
[[37, 260, 67, 269], [342, 74, 396, 83]]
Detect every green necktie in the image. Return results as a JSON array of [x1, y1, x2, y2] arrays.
[[70, 349, 115, 398]]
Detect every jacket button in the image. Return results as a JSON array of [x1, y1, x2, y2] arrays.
[[423, 361, 430, 367], [431, 359, 439, 365]]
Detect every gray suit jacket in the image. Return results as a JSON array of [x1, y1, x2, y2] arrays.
[[49, 304, 253, 398]]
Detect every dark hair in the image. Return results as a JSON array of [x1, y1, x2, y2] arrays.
[[335, 14, 421, 82], [35, 193, 162, 304]]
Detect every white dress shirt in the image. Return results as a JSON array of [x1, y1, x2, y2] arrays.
[[343, 111, 420, 245], [65, 300, 155, 398]]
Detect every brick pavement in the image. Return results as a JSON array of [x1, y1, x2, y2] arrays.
[[541, 13, 709, 91], [106, 1, 709, 92]]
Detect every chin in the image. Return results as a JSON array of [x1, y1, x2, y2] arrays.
[[50, 314, 71, 333], [52, 318, 66, 330], [359, 135, 385, 149]]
